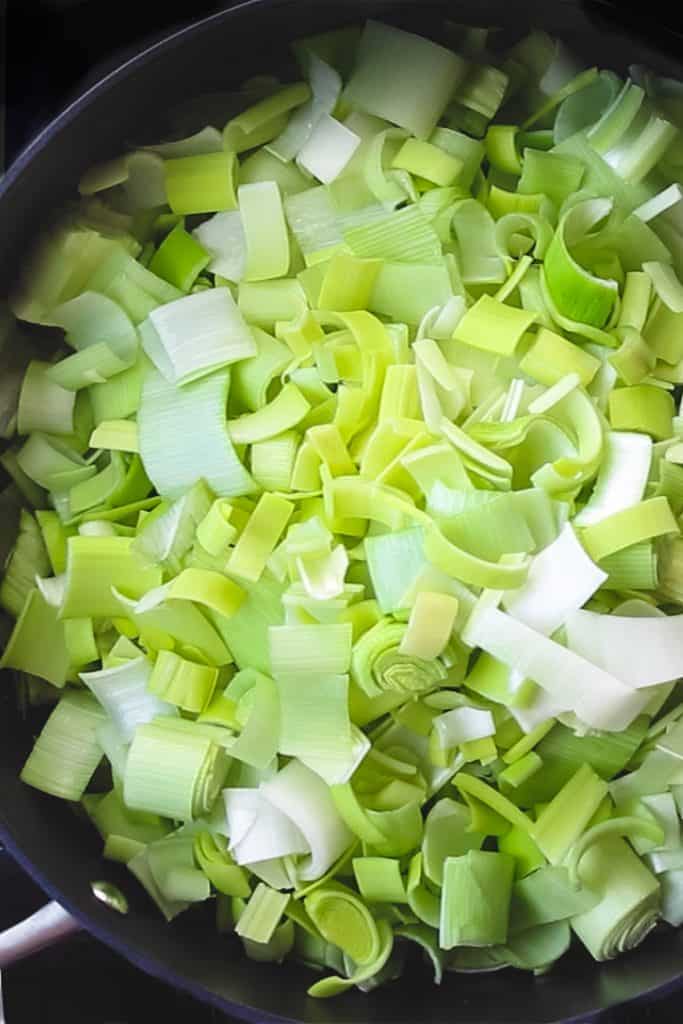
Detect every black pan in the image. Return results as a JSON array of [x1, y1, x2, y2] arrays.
[[2, 2, 683, 1021]]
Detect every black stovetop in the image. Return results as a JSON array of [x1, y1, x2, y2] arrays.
[[1, 1, 683, 1020]]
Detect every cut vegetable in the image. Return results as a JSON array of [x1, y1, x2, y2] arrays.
[[7, 15, 683, 999]]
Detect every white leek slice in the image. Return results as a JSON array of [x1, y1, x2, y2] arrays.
[[267, 55, 341, 162], [224, 788, 310, 864], [138, 366, 255, 499], [433, 707, 495, 748], [502, 524, 607, 636], [573, 431, 652, 527], [566, 610, 683, 688], [80, 656, 177, 742], [510, 684, 565, 734], [141, 288, 256, 386], [463, 605, 650, 731], [261, 759, 353, 880], [192, 211, 247, 282], [297, 115, 361, 185]]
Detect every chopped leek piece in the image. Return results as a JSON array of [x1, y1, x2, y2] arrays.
[[124, 719, 229, 821], [453, 295, 537, 357], [0, 510, 50, 618], [227, 493, 293, 583], [141, 287, 256, 386], [164, 151, 238, 215], [17, 361, 76, 436], [571, 836, 660, 960], [148, 650, 218, 713], [61, 535, 162, 619], [0, 588, 69, 687], [81, 655, 177, 740], [440, 851, 515, 949], [580, 496, 678, 562], [20, 691, 105, 799], [608, 384, 675, 440], [344, 21, 466, 139], [138, 366, 255, 499], [262, 759, 353, 880]]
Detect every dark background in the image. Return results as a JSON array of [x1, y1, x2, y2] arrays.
[[2, 0, 683, 1020]]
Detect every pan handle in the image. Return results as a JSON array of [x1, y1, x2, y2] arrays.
[[0, 902, 80, 968]]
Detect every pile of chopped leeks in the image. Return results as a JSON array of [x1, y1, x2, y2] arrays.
[[6, 16, 683, 998]]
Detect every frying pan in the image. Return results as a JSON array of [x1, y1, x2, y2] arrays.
[[1, 2, 683, 1020]]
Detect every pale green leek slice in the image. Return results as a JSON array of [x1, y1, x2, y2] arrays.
[[138, 366, 255, 499], [51, 290, 139, 368], [17, 361, 76, 436], [164, 151, 238, 215], [297, 115, 361, 185], [238, 182, 290, 281], [227, 494, 294, 583], [194, 831, 251, 897], [351, 618, 446, 699], [453, 296, 537, 357], [519, 327, 601, 387], [532, 763, 608, 864], [450, 199, 506, 285], [147, 650, 218, 714], [124, 718, 229, 821], [571, 836, 660, 961], [269, 622, 352, 676], [344, 205, 441, 264], [0, 510, 50, 618], [229, 383, 310, 446], [16, 433, 95, 492], [343, 21, 466, 139], [193, 210, 246, 282], [141, 287, 256, 386], [0, 587, 69, 686], [352, 857, 406, 903], [236, 883, 290, 943], [440, 851, 515, 949], [60, 535, 162, 619], [580, 496, 678, 562], [89, 419, 139, 454], [223, 81, 311, 153], [20, 691, 105, 799], [399, 592, 459, 660], [608, 384, 674, 440]]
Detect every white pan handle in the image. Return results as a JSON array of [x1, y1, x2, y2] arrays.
[[0, 902, 80, 968]]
